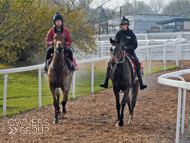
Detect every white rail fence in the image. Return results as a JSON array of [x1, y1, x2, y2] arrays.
[[87, 32, 190, 60], [0, 38, 187, 116], [157, 69, 190, 143]]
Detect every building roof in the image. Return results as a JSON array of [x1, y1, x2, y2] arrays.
[[156, 18, 190, 24]]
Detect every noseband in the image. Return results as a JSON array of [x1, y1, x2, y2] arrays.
[[55, 41, 64, 53], [55, 47, 64, 53]]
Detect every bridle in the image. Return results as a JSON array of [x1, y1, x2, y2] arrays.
[[112, 44, 125, 65]]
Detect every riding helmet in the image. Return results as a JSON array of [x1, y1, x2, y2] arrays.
[[120, 16, 129, 26], [53, 12, 63, 26]]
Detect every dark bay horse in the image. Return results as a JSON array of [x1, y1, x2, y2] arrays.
[[47, 27, 74, 124], [110, 38, 140, 127]]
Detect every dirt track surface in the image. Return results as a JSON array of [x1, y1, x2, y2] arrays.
[[0, 61, 190, 143]]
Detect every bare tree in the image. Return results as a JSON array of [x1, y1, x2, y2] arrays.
[[162, 0, 190, 18], [149, 0, 164, 14]]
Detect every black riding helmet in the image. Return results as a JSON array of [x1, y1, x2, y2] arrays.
[[120, 16, 129, 26], [53, 12, 63, 27]]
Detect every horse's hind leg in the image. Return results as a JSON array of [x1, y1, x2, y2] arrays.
[[50, 85, 59, 124], [129, 80, 140, 124]]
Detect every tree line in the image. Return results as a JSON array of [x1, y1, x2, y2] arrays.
[[1, 0, 190, 66], [0, 0, 103, 66]]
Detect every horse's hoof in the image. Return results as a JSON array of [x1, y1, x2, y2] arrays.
[[118, 120, 124, 126], [116, 121, 120, 127], [61, 112, 66, 119], [128, 115, 133, 124], [53, 120, 59, 124], [62, 108, 67, 113]]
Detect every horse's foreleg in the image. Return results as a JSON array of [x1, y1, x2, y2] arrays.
[[50, 85, 59, 124], [118, 87, 130, 126], [114, 89, 120, 127], [55, 88, 60, 113], [130, 80, 140, 124]]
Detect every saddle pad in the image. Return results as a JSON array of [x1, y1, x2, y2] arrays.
[[125, 54, 136, 79], [125, 54, 144, 80]]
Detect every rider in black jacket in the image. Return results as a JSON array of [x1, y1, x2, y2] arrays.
[[100, 17, 147, 90]]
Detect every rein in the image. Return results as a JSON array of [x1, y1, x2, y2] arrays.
[[53, 47, 65, 72], [114, 45, 125, 65], [112, 47, 127, 76]]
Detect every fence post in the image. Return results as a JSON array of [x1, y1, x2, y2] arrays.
[[146, 43, 149, 61], [38, 69, 42, 108], [91, 62, 94, 93], [72, 72, 76, 99], [148, 49, 152, 73], [163, 46, 167, 70], [181, 88, 186, 134], [145, 34, 149, 61], [3, 74, 8, 116], [177, 32, 183, 60], [176, 44, 179, 67], [101, 42, 104, 58], [176, 88, 182, 143]]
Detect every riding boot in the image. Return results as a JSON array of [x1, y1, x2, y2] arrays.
[[137, 68, 147, 90], [100, 66, 110, 88], [43, 52, 48, 73], [70, 52, 75, 71]]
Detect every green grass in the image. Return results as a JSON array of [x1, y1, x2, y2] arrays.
[[144, 65, 177, 75], [0, 65, 177, 118], [0, 67, 112, 118]]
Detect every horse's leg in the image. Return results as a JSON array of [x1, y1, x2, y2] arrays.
[[114, 89, 120, 127], [119, 86, 130, 127], [61, 89, 68, 118], [50, 85, 59, 124], [129, 80, 140, 124], [55, 88, 60, 113]]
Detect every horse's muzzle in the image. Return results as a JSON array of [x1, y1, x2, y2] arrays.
[[56, 47, 64, 53]]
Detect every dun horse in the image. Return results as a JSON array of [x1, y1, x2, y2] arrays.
[[47, 27, 74, 124], [110, 38, 139, 127]]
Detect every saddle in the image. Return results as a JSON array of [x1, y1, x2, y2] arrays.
[[47, 53, 78, 72], [125, 54, 144, 87]]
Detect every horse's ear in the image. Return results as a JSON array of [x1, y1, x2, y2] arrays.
[[54, 26, 56, 33], [110, 38, 113, 44]]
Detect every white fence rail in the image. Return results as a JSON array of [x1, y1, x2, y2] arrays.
[[0, 56, 110, 116], [0, 38, 187, 116], [86, 32, 190, 60], [157, 69, 190, 143]]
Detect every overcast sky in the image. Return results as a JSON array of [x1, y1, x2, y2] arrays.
[[90, 0, 172, 9]]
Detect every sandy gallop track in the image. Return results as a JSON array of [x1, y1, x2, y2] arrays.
[[0, 61, 190, 143]]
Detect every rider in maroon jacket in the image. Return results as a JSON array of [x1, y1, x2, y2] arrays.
[[43, 13, 78, 72]]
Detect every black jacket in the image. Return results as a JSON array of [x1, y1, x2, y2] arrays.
[[115, 28, 137, 54]]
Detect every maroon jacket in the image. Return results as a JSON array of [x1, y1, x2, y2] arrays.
[[46, 25, 72, 47]]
